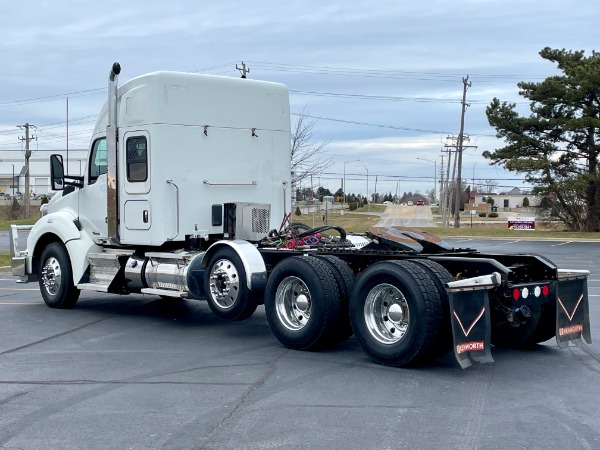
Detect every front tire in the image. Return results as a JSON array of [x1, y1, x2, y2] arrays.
[[39, 242, 80, 309], [204, 247, 259, 321]]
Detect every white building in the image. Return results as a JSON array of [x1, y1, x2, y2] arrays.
[[468, 188, 540, 212], [0, 150, 87, 196]]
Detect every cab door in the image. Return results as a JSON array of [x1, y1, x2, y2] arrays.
[[119, 130, 152, 244], [79, 137, 109, 239]]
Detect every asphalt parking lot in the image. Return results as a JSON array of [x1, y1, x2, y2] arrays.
[[0, 238, 599, 449]]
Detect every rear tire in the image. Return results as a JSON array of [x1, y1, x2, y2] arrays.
[[408, 259, 453, 357], [312, 255, 355, 343], [39, 242, 80, 309], [204, 247, 259, 321], [350, 260, 444, 367], [264, 256, 340, 350]]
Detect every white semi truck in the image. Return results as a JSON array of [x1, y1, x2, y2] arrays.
[[10, 63, 592, 368]]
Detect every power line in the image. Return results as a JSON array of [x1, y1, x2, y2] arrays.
[[291, 89, 471, 104], [290, 112, 448, 133], [248, 60, 546, 83], [0, 88, 106, 108]]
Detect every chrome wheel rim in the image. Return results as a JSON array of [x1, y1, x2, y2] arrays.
[[275, 276, 311, 331], [208, 258, 240, 309], [41, 256, 62, 296], [364, 283, 409, 344]]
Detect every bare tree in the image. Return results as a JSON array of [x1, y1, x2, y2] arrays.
[[483, 179, 498, 194], [291, 107, 333, 186]]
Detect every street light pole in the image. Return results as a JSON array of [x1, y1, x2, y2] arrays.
[[417, 157, 437, 204], [343, 159, 359, 211], [11, 164, 14, 197], [363, 165, 369, 211]]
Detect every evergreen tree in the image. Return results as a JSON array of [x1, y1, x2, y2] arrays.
[[485, 48, 600, 231]]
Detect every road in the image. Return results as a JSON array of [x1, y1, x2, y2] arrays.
[[375, 204, 436, 227], [0, 238, 599, 449]]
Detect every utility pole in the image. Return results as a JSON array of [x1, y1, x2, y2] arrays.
[[453, 76, 471, 228], [236, 61, 250, 78], [440, 146, 454, 227], [439, 154, 444, 211], [444, 137, 476, 227], [18, 122, 36, 218], [66, 97, 69, 174]]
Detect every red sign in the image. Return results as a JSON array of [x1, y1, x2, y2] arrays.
[[508, 216, 536, 230], [456, 341, 485, 354]]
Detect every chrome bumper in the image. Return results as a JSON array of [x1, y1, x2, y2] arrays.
[[9, 224, 33, 277]]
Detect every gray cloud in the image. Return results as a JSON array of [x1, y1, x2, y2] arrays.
[[0, 0, 596, 194]]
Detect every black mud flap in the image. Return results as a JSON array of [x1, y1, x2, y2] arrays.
[[555, 273, 592, 348], [446, 273, 500, 369]]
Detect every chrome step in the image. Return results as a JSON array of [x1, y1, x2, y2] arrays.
[[141, 288, 187, 298], [76, 283, 110, 292]]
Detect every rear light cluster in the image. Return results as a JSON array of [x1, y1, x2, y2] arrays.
[[512, 285, 550, 301]]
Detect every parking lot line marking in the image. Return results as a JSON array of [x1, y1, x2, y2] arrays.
[[0, 288, 39, 291], [0, 302, 39, 305]]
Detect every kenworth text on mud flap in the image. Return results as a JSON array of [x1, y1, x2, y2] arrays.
[[9, 63, 592, 369]]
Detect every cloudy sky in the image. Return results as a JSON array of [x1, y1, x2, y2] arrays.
[[0, 0, 597, 198]]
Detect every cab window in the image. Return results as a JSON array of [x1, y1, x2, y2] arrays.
[[126, 136, 148, 182], [89, 138, 107, 184]]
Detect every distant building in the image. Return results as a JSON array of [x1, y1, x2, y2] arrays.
[[0, 150, 87, 196], [467, 188, 539, 212]]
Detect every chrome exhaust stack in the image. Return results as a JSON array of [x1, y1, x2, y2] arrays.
[[107, 62, 121, 243]]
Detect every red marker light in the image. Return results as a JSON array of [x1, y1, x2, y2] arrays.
[[512, 288, 520, 300], [542, 285, 549, 297]]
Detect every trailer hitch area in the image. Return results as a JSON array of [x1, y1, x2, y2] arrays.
[[555, 269, 591, 348], [513, 305, 532, 324], [445, 272, 501, 369], [492, 298, 532, 331]]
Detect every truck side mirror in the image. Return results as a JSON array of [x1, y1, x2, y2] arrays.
[[50, 154, 65, 190]]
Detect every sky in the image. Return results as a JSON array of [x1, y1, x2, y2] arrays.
[[0, 0, 597, 199]]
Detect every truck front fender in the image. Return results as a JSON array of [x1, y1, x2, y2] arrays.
[[26, 211, 102, 283], [202, 240, 267, 291]]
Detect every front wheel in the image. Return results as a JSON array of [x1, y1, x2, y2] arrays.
[[203, 247, 259, 321], [39, 242, 80, 309]]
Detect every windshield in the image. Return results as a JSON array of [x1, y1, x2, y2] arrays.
[[89, 138, 107, 183]]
